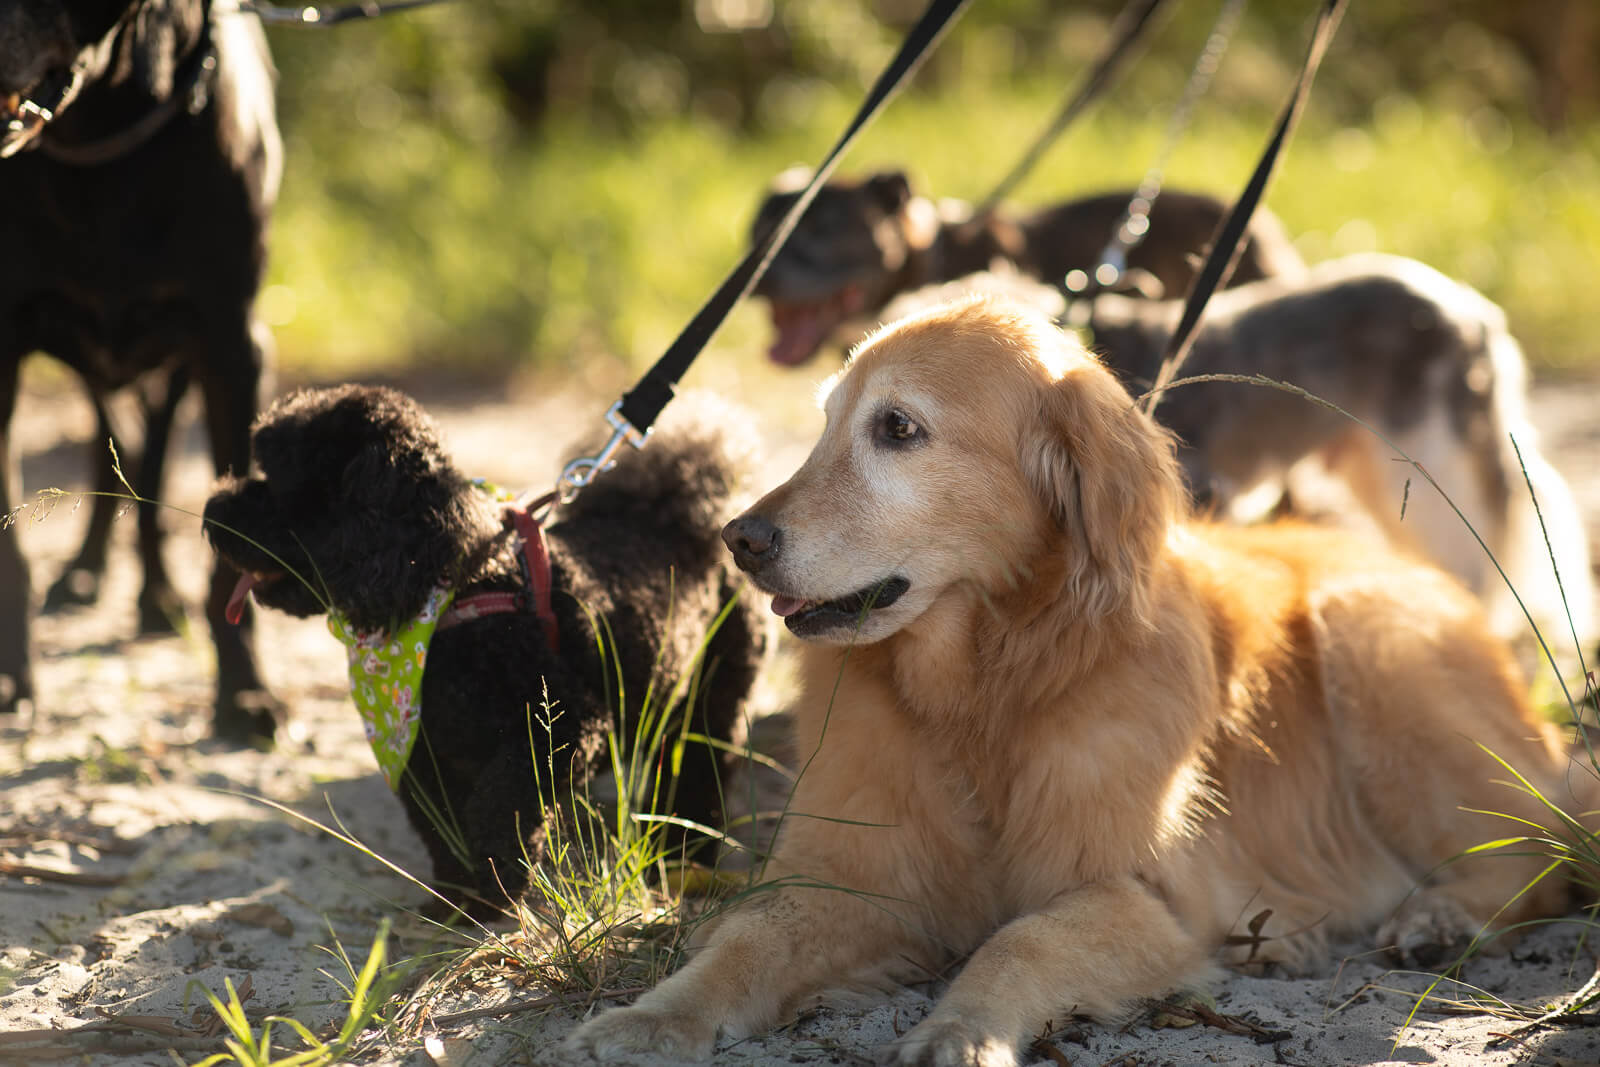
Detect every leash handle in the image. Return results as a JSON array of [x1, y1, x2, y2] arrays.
[[969, 0, 1173, 223], [1142, 0, 1347, 417], [557, 0, 971, 503]]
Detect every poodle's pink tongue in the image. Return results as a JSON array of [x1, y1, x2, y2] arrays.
[[225, 573, 259, 625], [770, 594, 808, 617]]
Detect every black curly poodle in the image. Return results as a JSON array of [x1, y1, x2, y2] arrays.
[[203, 384, 767, 914]]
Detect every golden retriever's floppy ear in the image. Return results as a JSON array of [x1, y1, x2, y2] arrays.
[[1024, 354, 1183, 622]]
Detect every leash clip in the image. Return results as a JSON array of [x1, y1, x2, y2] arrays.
[[556, 402, 649, 503], [1, 96, 56, 159]]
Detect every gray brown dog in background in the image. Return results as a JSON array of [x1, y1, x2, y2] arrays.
[[0, 0, 282, 738], [1084, 252, 1596, 664], [565, 295, 1586, 1066], [749, 167, 1306, 367]]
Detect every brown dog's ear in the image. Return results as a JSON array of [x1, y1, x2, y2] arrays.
[[865, 170, 913, 214], [1023, 359, 1182, 622], [767, 164, 813, 195]]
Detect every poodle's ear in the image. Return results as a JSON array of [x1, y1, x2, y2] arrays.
[[1022, 358, 1182, 622], [324, 437, 469, 633]]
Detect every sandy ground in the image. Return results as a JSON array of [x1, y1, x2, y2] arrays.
[[3, 364, 1600, 1067]]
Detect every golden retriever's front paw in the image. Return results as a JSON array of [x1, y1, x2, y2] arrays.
[[562, 1005, 717, 1063], [879, 1018, 1017, 1067]]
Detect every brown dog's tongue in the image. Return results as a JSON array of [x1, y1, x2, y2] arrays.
[[225, 573, 259, 624], [767, 305, 831, 367], [766, 285, 866, 367]]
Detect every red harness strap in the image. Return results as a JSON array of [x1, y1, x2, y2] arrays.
[[438, 492, 560, 653]]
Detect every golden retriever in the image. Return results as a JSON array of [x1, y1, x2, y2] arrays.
[[565, 296, 1584, 1067]]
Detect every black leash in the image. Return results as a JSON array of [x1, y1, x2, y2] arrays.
[[235, 0, 453, 26], [558, 0, 972, 501], [1142, 0, 1347, 417], [968, 0, 1174, 223], [38, 32, 218, 166]]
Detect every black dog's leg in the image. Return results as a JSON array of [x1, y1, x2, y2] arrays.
[[403, 758, 541, 921], [0, 351, 34, 713], [41, 394, 124, 612], [133, 365, 191, 634], [198, 320, 281, 743], [663, 599, 762, 869], [39, 369, 190, 627]]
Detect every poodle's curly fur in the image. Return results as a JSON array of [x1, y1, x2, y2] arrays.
[[203, 384, 767, 912]]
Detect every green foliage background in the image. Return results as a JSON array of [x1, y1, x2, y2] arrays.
[[259, 1, 1600, 382]]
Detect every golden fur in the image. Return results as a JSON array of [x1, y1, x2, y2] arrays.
[[566, 296, 1587, 1067]]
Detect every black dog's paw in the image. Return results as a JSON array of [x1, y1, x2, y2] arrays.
[[213, 687, 286, 745], [42, 567, 102, 612], [0, 671, 33, 715]]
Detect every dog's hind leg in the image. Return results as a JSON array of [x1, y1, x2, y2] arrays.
[[41, 370, 190, 631], [197, 319, 281, 742], [1310, 571, 1571, 965], [0, 349, 34, 713], [41, 393, 125, 612]]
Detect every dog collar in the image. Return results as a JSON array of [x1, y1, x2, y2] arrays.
[[440, 489, 559, 653], [328, 585, 453, 791]]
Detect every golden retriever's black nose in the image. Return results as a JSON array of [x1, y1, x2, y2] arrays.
[[723, 516, 780, 571]]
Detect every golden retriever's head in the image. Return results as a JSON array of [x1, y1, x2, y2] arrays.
[[724, 295, 1183, 645]]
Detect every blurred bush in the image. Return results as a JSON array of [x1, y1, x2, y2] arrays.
[[259, 1, 1600, 378]]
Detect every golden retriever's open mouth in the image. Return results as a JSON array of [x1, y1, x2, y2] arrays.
[[768, 576, 909, 636]]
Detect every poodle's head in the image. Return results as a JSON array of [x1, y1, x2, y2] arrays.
[[204, 385, 488, 633]]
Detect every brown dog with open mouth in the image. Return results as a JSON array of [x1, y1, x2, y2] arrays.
[[565, 295, 1586, 1066], [748, 167, 1306, 367]]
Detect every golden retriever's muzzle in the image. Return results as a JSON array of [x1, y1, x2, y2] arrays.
[[722, 515, 909, 638]]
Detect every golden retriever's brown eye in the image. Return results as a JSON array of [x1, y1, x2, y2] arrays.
[[876, 407, 924, 447]]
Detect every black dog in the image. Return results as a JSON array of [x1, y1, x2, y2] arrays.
[[203, 385, 768, 913], [0, 0, 282, 738]]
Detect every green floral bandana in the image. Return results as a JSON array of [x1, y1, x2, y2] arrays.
[[328, 584, 455, 790]]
